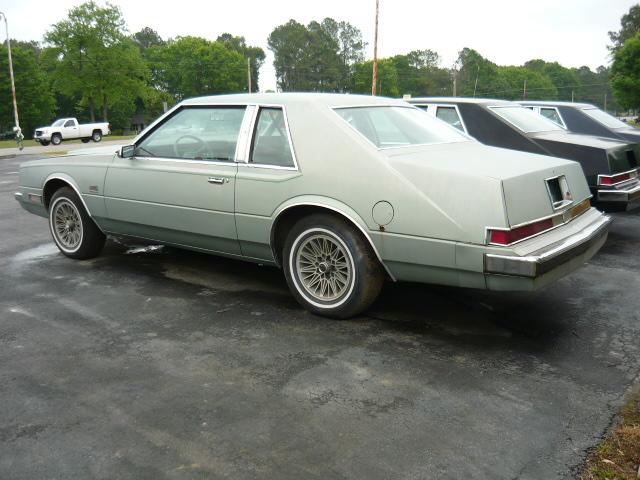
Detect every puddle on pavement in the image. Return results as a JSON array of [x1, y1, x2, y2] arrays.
[[11, 243, 59, 263], [124, 245, 165, 255]]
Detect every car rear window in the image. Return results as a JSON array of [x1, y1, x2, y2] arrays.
[[490, 106, 564, 133], [334, 106, 468, 149], [582, 108, 630, 129]]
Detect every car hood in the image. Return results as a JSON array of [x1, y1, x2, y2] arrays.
[[382, 141, 591, 239]]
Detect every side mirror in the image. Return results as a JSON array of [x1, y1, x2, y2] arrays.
[[119, 145, 135, 158]]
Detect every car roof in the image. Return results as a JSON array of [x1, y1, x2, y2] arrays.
[[181, 92, 411, 108], [408, 97, 516, 106], [518, 100, 595, 109]]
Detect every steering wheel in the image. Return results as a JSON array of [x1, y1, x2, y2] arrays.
[[173, 135, 206, 158]]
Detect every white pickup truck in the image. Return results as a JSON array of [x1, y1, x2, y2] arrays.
[[33, 118, 111, 146]]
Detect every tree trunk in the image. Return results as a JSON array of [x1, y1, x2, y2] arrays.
[[102, 93, 108, 121], [88, 96, 96, 122]]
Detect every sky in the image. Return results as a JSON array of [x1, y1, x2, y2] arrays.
[[1, 0, 637, 91]]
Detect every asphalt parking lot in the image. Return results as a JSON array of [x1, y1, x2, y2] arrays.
[[1, 155, 639, 480]]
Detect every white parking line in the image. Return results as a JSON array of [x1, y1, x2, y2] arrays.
[[0, 180, 13, 184], [4, 171, 18, 174]]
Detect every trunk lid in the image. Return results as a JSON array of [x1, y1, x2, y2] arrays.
[[384, 142, 591, 235]]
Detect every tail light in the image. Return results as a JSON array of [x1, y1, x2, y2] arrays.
[[108, 123, 112, 131], [598, 169, 638, 186], [489, 218, 554, 245], [488, 198, 591, 246]]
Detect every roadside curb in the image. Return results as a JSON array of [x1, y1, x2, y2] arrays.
[[0, 154, 16, 159]]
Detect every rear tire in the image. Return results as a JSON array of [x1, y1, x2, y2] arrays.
[[49, 187, 106, 260], [40, 140, 50, 146], [51, 134, 62, 146], [283, 213, 384, 319], [92, 130, 102, 142]]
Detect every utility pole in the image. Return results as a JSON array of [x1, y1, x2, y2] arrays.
[[473, 64, 480, 97], [247, 58, 252, 93], [371, 0, 379, 96], [0, 11, 22, 149], [571, 90, 574, 102], [452, 70, 457, 97], [523, 79, 527, 100]]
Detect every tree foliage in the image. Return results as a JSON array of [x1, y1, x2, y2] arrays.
[[44, 1, 147, 122], [611, 32, 640, 109], [146, 36, 247, 100], [217, 33, 265, 92], [609, 4, 640, 53], [0, 44, 55, 136], [268, 18, 365, 92]]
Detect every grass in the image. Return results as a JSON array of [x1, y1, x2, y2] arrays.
[[0, 135, 136, 149], [579, 388, 640, 479]]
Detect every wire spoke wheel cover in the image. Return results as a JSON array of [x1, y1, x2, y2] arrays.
[[50, 198, 84, 252], [291, 229, 355, 307]]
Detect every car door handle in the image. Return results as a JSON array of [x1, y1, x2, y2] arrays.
[[208, 177, 226, 185]]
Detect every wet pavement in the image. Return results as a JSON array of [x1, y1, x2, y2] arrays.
[[1, 155, 640, 479]]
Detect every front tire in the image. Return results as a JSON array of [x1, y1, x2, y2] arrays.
[[81, 137, 91, 143], [283, 214, 384, 319], [49, 187, 106, 259], [92, 130, 102, 142], [51, 134, 62, 146]]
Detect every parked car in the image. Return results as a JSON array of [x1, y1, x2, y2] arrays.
[[409, 98, 640, 211], [519, 101, 640, 142], [15, 93, 610, 318], [34, 118, 111, 146]]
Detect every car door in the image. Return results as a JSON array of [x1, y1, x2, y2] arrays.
[[63, 119, 78, 139], [103, 105, 251, 256]]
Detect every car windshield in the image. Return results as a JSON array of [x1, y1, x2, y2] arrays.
[[334, 106, 468, 148], [582, 108, 631, 129], [51, 119, 65, 127], [490, 106, 563, 133]]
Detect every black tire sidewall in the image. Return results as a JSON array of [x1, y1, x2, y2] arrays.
[[92, 131, 102, 142], [51, 134, 61, 145]]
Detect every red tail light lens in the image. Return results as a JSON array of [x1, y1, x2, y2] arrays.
[[599, 172, 632, 185], [489, 218, 554, 245]]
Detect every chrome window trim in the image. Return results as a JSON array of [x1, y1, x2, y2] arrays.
[[234, 105, 257, 163], [538, 106, 567, 129], [246, 104, 300, 171], [487, 105, 563, 134], [131, 104, 249, 164], [544, 174, 574, 211], [331, 104, 470, 151]]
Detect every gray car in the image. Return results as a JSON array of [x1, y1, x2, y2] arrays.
[[15, 93, 610, 318]]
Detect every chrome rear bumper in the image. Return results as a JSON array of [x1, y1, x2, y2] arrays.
[[484, 214, 611, 278], [597, 180, 640, 207]]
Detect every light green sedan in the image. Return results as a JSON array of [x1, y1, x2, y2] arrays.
[[15, 93, 611, 318]]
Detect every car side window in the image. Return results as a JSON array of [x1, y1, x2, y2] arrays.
[[135, 106, 246, 161], [250, 108, 295, 168], [436, 107, 464, 132], [64, 120, 75, 127], [540, 108, 564, 127]]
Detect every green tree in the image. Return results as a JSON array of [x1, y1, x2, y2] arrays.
[[609, 4, 640, 52], [352, 59, 399, 97], [0, 44, 56, 138], [147, 36, 246, 100], [611, 32, 640, 109], [44, 1, 148, 122], [389, 50, 449, 96], [217, 33, 265, 91], [132, 27, 165, 52], [268, 18, 365, 92]]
